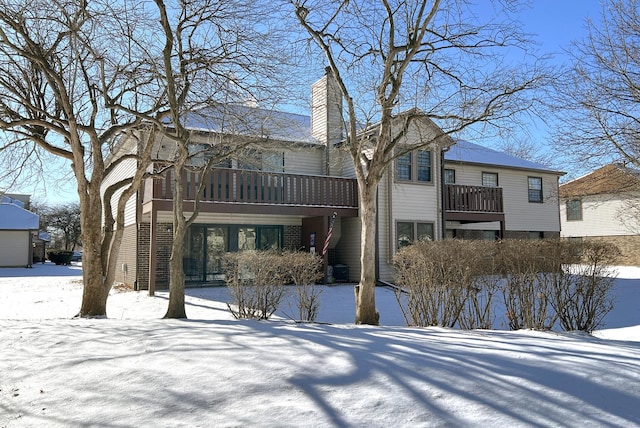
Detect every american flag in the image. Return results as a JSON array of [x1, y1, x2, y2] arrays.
[[322, 212, 338, 256]]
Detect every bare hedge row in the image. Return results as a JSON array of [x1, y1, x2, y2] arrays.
[[393, 239, 620, 333], [222, 250, 323, 321]]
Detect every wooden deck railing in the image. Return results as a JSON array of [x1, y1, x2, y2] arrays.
[[445, 184, 503, 213], [148, 167, 359, 208]]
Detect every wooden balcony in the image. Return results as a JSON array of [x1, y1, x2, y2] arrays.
[[445, 184, 503, 213], [144, 167, 359, 216], [444, 184, 504, 227]]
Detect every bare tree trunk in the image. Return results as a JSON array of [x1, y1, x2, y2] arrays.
[[164, 162, 188, 319], [355, 183, 379, 325], [78, 188, 110, 316]]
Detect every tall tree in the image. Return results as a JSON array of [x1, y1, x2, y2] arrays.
[[0, 0, 163, 316], [150, 0, 289, 318], [553, 0, 640, 170], [41, 203, 82, 250], [291, 0, 548, 324]]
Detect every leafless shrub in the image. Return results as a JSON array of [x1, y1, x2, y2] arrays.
[[496, 240, 557, 330], [549, 241, 619, 333], [281, 251, 323, 322], [222, 251, 287, 320], [394, 238, 619, 333], [393, 240, 486, 327]]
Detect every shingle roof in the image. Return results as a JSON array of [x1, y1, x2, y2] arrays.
[[179, 104, 315, 144], [559, 163, 640, 198], [0, 203, 39, 230], [445, 140, 563, 174]]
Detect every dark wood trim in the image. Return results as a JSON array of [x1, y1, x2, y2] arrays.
[[143, 199, 357, 218], [148, 204, 157, 296], [445, 211, 505, 223], [145, 166, 359, 214]]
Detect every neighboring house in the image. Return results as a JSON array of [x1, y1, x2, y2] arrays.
[[560, 163, 640, 265], [104, 72, 565, 289], [0, 196, 39, 267]]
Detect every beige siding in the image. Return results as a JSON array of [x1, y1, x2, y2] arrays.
[[311, 74, 342, 145], [285, 146, 324, 175], [446, 163, 561, 233], [377, 174, 393, 282], [561, 194, 640, 237], [339, 149, 357, 178], [334, 216, 361, 282], [102, 156, 138, 227], [115, 224, 138, 288], [148, 211, 305, 226], [0, 231, 29, 267]]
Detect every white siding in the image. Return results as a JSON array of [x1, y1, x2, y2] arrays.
[[445, 163, 561, 233], [560, 194, 640, 237], [0, 231, 29, 267]]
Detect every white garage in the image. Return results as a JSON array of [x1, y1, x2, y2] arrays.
[[0, 203, 39, 267]]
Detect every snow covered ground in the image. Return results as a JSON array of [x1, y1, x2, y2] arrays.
[[1, 263, 639, 427]]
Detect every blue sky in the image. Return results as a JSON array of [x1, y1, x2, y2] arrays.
[[5, 1, 604, 205]]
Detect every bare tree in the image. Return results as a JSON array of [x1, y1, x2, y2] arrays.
[[40, 203, 82, 250], [150, 0, 290, 318], [291, 0, 549, 324], [496, 136, 560, 169], [0, 0, 163, 316], [553, 0, 640, 169]]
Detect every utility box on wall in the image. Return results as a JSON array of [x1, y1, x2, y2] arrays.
[[333, 264, 349, 282]]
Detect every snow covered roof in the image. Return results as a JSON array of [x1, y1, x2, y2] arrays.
[[0, 203, 39, 230], [178, 104, 316, 144], [445, 140, 563, 174]]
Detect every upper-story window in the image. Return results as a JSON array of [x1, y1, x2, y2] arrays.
[[444, 169, 456, 184], [528, 177, 543, 202], [482, 172, 498, 187], [396, 149, 432, 183], [566, 199, 582, 221]]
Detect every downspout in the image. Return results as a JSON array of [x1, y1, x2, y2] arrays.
[[387, 165, 394, 270], [375, 188, 380, 282], [441, 146, 450, 239]]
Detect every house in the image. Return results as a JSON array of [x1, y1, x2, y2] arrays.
[[104, 72, 565, 289], [0, 194, 39, 267], [559, 163, 640, 265]]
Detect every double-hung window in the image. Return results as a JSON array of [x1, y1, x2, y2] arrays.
[[566, 199, 582, 221], [528, 177, 543, 203], [482, 172, 498, 187], [444, 169, 456, 184], [396, 150, 432, 183]]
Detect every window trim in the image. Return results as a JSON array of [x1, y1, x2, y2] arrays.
[[527, 176, 543, 203], [444, 168, 456, 184], [566, 199, 583, 221], [396, 220, 435, 250], [395, 149, 433, 184], [482, 171, 499, 187]]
